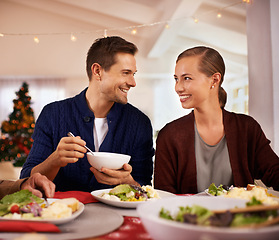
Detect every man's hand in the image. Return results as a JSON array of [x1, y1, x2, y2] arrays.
[[31, 135, 88, 181], [52, 136, 87, 167], [90, 163, 140, 186], [21, 173, 55, 198]]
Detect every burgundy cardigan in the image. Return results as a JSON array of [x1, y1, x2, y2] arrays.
[[154, 110, 279, 194]]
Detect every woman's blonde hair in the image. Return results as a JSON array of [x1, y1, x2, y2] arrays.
[[176, 46, 227, 108]]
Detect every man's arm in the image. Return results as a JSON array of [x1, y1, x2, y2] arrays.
[[31, 136, 87, 181]]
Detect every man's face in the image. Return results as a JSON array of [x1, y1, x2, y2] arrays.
[[99, 53, 137, 105]]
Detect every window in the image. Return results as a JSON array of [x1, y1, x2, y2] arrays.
[[0, 78, 66, 131]]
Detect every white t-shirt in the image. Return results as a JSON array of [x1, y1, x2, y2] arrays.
[[93, 118, 108, 152]]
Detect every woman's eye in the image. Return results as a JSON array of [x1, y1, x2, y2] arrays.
[[174, 77, 178, 82], [184, 76, 191, 80]]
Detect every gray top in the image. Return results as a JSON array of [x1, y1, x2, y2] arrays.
[[195, 123, 233, 192]]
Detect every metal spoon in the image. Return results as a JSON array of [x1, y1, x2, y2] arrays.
[[67, 132, 94, 155]]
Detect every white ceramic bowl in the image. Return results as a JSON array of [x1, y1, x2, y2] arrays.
[[137, 196, 279, 240], [87, 152, 130, 171]]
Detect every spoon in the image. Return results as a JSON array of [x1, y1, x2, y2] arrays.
[[67, 132, 94, 155]]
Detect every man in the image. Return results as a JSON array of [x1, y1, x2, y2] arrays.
[[0, 173, 55, 199], [20, 36, 154, 192]]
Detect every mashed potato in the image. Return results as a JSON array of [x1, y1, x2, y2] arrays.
[[225, 186, 278, 205]]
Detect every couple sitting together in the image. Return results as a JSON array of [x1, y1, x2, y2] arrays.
[[3, 36, 276, 199]]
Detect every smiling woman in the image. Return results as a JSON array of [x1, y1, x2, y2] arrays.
[[154, 46, 279, 195]]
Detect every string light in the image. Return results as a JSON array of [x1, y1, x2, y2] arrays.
[[33, 36, 39, 44], [0, 0, 249, 41], [104, 29, 108, 38], [70, 33, 77, 42]]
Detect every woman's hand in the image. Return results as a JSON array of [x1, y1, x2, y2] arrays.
[[21, 173, 55, 198]]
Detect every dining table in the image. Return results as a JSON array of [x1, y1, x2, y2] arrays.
[[0, 190, 193, 240]]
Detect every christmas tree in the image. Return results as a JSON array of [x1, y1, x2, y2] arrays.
[[0, 82, 35, 166]]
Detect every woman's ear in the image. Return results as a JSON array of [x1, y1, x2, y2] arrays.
[[211, 72, 221, 88], [91, 63, 102, 81]]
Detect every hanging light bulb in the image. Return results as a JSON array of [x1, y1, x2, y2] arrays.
[[70, 33, 77, 42], [33, 36, 39, 44], [131, 28, 137, 35], [193, 17, 199, 23], [165, 23, 170, 29], [0, 33, 4, 37], [217, 12, 222, 18]]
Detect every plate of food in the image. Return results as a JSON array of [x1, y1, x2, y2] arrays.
[[137, 196, 279, 240], [0, 190, 84, 225], [205, 183, 279, 205], [91, 184, 175, 208]]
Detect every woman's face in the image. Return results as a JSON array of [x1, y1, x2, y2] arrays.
[[174, 55, 213, 110]]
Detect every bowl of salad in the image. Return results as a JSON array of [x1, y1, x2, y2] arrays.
[[137, 196, 279, 240]]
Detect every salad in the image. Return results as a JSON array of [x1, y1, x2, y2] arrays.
[[207, 183, 231, 196], [0, 190, 44, 219], [0, 190, 79, 220], [159, 197, 278, 227], [99, 184, 159, 202]]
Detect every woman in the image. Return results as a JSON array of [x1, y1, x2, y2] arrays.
[[154, 46, 279, 194]]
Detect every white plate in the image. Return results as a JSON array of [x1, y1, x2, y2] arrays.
[[137, 196, 279, 240], [0, 198, 84, 225], [204, 188, 213, 196], [0, 205, 123, 240], [91, 188, 175, 208]]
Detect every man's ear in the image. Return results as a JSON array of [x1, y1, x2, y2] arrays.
[[91, 63, 102, 80]]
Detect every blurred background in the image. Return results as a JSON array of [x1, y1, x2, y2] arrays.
[[0, 0, 278, 155]]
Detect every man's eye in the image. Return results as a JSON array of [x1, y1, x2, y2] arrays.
[[184, 77, 191, 80], [174, 77, 178, 82]]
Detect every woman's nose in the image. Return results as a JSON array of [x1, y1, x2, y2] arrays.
[[175, 79, 183, 93]]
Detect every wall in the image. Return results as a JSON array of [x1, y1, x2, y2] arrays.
[[246, 0, 279, 154]]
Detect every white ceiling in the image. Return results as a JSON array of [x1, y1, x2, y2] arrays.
[[0, 0, 248, 79]]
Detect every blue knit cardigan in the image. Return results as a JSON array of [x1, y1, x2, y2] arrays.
[[20, 88, 155, 192]]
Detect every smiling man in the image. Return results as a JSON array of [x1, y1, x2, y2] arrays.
[[20, 36, 155, 192]]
